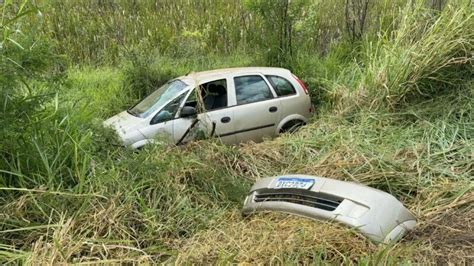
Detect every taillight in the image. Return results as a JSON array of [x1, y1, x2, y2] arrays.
[[292, 74, 309, 95]]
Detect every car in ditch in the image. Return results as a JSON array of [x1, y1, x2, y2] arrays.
[[104, 67, 313, 148]]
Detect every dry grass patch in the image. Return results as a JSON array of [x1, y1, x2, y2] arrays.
[[176, 211, 379, 264], [409, 203, 474, 264]]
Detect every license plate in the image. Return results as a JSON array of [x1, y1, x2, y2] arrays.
[[274, 177, 315, 190]]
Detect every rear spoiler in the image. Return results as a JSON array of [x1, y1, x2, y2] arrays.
[[242, 175, 416, 243]]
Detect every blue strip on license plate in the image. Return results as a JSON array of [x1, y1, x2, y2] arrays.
[[274, 177, 315, 189]]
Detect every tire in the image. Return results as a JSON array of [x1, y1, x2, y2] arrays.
[[279, 120, 306, 134]]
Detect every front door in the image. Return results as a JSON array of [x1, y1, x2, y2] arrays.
[[173, 78, 236, 144]]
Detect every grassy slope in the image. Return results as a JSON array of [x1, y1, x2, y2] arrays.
[[1, 1, 473, 264], [1, 64, 471, 264]]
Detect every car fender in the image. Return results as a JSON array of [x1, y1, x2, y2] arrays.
[[275, 114, 308, 134]]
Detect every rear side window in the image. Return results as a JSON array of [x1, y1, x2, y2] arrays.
[[234, 75, 273, 105], [266, 75, 296, 97]]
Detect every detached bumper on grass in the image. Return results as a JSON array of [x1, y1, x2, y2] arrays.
[[242, 175, 416, 243]]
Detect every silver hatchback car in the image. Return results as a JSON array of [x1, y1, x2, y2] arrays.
[[104, 67, 313, 148]]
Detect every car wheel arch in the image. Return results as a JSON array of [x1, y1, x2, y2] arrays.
[[276, 115, 307, 134]]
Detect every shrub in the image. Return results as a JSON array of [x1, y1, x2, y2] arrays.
[[121, 49, 178, 100]]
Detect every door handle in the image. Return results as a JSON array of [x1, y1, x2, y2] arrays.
[[269, 106, 278, 113], [221, 116, 231, 123]]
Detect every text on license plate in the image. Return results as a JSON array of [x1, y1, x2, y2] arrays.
[[274, 177, 315, 189]]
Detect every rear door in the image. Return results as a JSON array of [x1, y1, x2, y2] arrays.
[[230, 74, 281, 142], [265, 74, 303, 119]]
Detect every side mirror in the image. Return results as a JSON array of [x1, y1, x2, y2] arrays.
[[180, 106, 197, 118]]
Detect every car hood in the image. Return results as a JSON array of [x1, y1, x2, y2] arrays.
[[103, 111, 143, 136]]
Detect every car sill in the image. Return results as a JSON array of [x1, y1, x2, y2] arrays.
[[218, 123, 275, 138]]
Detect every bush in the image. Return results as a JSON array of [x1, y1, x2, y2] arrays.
[[122, 50, 178, 100]]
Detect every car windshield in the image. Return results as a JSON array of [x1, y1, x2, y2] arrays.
[[128, 79, 188, 118]]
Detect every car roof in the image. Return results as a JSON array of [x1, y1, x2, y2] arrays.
[[178, 67, 291, 85]]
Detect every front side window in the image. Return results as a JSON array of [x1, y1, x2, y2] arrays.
[[266, 75, 296, 97], [182, 79, 228, 112], [234, 75, 273, 105], [129, 79, 188, 118], [200, 79, 228, 111], [150, 93, 186, 124]]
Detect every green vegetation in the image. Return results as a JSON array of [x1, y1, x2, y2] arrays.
[[1, 0, 472, 264]]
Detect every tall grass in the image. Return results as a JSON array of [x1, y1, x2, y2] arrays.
[[37, 0, 254, 64], [1, 0, 473, 264], [1, 67, 471, 263], [314, 0, 473, 113], [28, 0, 444, 65]]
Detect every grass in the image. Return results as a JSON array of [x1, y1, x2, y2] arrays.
[[1, 66, 471, 263], [1, 0, 473, 264], [292, 1, 473, 115]]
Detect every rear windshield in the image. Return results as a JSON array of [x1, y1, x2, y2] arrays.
[[128, 79, 188, 118]]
